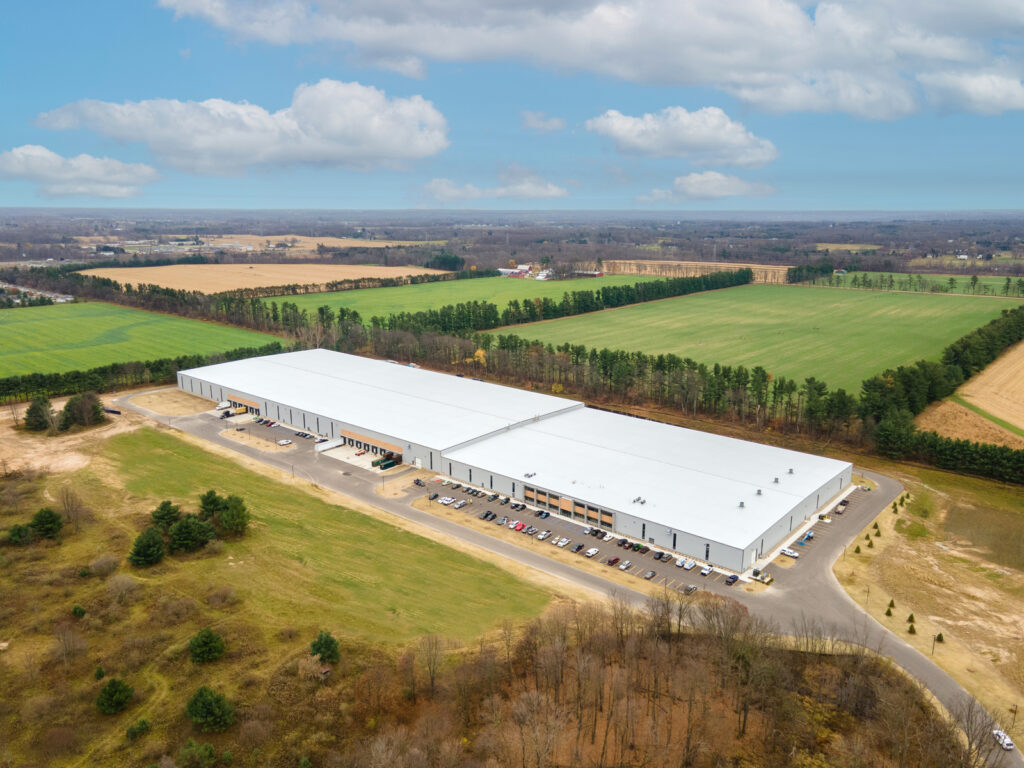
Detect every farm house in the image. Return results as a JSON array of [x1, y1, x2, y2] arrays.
[[178, 350, 852, 572]]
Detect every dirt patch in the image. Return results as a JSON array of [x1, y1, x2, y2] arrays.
[[219, 428, 295, 452], [80, 263, 446, 293], [131, 388, 213, 416], [958, 339, 1024, 432], [916, 399, 1024, 449]]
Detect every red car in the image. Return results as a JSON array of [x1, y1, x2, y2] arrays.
[[514, 522, 526, 532], [607, 557, 620, 567]]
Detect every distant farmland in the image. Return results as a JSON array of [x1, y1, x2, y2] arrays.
[[268, 275, 658, 318], [0, 302, 278, 377], [506, 285, 1021, 391]]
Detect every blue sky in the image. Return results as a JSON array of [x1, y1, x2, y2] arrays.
[[2, 0, 1024, 210]]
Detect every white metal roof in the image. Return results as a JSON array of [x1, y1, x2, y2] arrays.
[[181, 349, 582, 450], [444, 407, 851, 550]]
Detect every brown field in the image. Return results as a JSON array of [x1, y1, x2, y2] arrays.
[[916, 399, 1024, 449], [959, 339, 1024, 431], [77, 233, 437, 255], [80, 263, 446, 292]]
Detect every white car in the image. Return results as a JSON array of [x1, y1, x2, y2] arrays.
[[675, 558, 686, 568], [276, 439, 292, 446], [993, 730, 1015, 751], [585, 547, 599, 558], [683, 559, 697, 571], [619, 560, 632, 570], [537, 531, 551, 541], [780, 547, 800, 559], [700, 564, 713, 576], [557, 537, 571, 548], [453, 500, 467, 509], [602, 533, 614, 542], [439, 496, 455, 506], [508, 520, 520, 529]]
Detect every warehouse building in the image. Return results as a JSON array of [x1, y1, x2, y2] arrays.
[[179, 349, 852, 572]]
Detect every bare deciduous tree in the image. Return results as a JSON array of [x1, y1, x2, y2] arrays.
[[59, 486, 86, 533], [419, 634, 445, 697]]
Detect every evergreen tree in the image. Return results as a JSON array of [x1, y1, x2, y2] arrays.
[[168, 515, 216, 552], [23, 396, 53, 431], [198, 490, 227, 521], [59, 392, 106, 430], [217, 495, 250, 536], [188, 627, 226, 663], [29, 507, 63, 539], [97, 678, 134, 714], [7, 524, 32, 546], [128, 526, 165, 566], [151, 500, 181, 529], [185, 686, 235, 732], [311, 629, 340, 663]]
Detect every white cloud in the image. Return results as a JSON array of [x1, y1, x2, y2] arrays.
[[0, 145, 159, 198], [918, 71, 1024, 114], [641, 171, 776, 202], [521, 111, 567, 134], [38, 79, 448, 174], [585, 106, 777, 167], [426, 165, 568, 202], [158, 0, 1024, 118]]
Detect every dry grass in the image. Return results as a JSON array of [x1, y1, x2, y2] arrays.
[[79, 263, 446, 293], [129, 389, 213, 417], [916, 399, 1024, 449], [958, 339, 1024, 432]]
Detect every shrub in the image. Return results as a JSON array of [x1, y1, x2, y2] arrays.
[[30, 507, 63, 539], [128, 526, 165, 567], [311, 630, 340, 664], [907, 613, 915, 623], [217, 496, 250, 537], [873, 521, 879, 529], [89, 552, 119, 577], [96, 678, 134, 714], [199, 490, 227, 521], [936, 632, 944, 643], [908, 624, 917, 634], [72, 604, 85, 619], [151, 500, 181, 530], [24, 396, 54, 431], [188, 627, 226, 664], [126, 718, 151, 740], [7, 524, 32, 546], [186, 686, 235, 732], [854, 545, 861, 554], [168, 515, 216, 553], [888, 599, 895, 608], [864, 534, 871, 541], [95, 666, 105, 680], [867, 539, 874, 548], [107, 574, 140, 604], [885, 607, 892, 616], [178, 738, 217, 768], [221, 750, 233, 765], [874, 530, 881, 537], [78, 566, 90, 578]]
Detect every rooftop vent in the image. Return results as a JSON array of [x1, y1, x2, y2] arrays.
[[756, 489, 762, 496], [788, 468, 794, 474], [773, 477, 779, 483], [739, 501, 745, 508]]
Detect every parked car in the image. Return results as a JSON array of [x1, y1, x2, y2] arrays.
[[780, 547, 800, 559], [619, 560, 632, 570], [700, 564, 713, 576], [488, 494, 499, 501], [617, 538, 628, 547], [413, 478, 426, 487], [537, 531, 551, 541], [453, 500, 467, 509], [538, 511, 550, 519], [500, 497, 510, 505], [525, 526, 538, 535], [683, 584, 698, 595], [724, 574, 739, 586], [683, 559, 697, 571], [603, 533, 615, 541], [571, 543, 585, 553], [642, 570, 656, 580], [497, 516, 509, 525], [277, 439, 292, 446], [585, 547, 599, 558], [638, 545, 650, 554], [508, 520, 520, 529], [485, 511, 497, 521], [514, 522, 526, 531], [993, 730, 1015, 751], [428, 493, 439, 501], [675, 558, 687, 568], [451, 483, 461, 490], [556, 537, 571, 548], [478, 511, 490, 519], [607, 557, 620, 566]]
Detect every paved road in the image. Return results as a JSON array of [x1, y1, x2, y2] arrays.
[[118, 395, 1020, 765]]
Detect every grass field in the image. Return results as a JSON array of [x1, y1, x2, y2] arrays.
[[0, 302, 278, 377], [267, 275, 658, 318], [103, 428, 549, 641], [815, 242, 882, 251], [506, 284, 1020, 391]]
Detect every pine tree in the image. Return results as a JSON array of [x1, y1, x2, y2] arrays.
[[189, 628, 226, 663], [168, 515, 216, 553], [29, 507, 63, 539], [217, 496, 250, 537], [97, 678, 134, 714], [128, 526, 165, 567], [151, 500, 181, 529], [185, 686, 235, 732], [311, 630, 340, 664], [23, 396, 54, 431]]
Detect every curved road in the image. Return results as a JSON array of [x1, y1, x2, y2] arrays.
[[118, 393, 1019, 765]]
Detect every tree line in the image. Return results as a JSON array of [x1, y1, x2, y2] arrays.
[[0, 291, 55, 308], [370, 270, 753, 335], [808, 270, 1024, 296], [0, 342, 283, 403]]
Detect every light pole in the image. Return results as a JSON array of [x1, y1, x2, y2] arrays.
[[1011, 704, 1018, 730], [865, 585, 870, 609], [931, 634, 937, 656]]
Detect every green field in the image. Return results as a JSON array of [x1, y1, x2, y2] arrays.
[[103, 428, 550, 642], [507, 285, 1020, 391], [811, 272, 1024, 296], [0, 302, 278, 377], [268, 275, 657, 318]]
